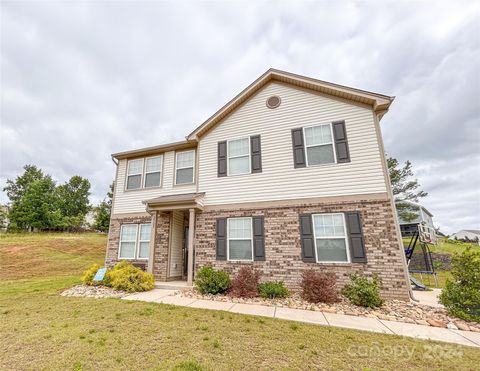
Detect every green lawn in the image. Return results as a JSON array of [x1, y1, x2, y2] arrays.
[[403, 237, 478, 255], [1, 233, 479, 370]]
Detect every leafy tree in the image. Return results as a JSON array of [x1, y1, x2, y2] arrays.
[[3, 165, 44, 203], [93, 183, 113, 232], [9, 176, 60, 231], [56, 176, 91, 230], [387, 157, 428, 222], [0, 205, 8, 230]]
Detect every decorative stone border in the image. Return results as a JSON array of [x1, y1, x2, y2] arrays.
[[178, 289, 480, 333]]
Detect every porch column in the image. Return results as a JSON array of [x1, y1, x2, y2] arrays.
[[147, 211, 157, 274], [187, 208, 195, 286]]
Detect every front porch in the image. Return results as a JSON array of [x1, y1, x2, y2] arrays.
[[144, 192, 204, 286]]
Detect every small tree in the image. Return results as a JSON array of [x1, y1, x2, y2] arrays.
[[56, 176, 91, 230], [93, 183, 113, 232], [439, 247, 480, 322], [387, 157, 428, 222]]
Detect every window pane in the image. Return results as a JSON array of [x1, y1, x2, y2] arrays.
[[138, 241, 150, 259], [228, 156, 250, 175], [127, 174, 142, 189], [314, 214, 345, 237], [229, 218, 251, 238], [139, 224, 151, 241], [144, 172, 161, 187], [307, 144, 335, 165], [119, 242, 136, 259], [305, 126, 322, 146], [321, 124, 332, 143], [121, 224, 138, 241], [176, 168, 194, 184], [176, 151, 194, 168], [229, 240, 252, 260], [316, 238, 348, 262], [128, 159, 144, 175], [228, 138, 249, 157], [146, 156, 162, 172]]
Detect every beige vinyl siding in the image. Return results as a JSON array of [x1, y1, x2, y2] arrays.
[[112, 151, 196, 214], [198, 81, 387, 205], [169, 210, 184, 278]]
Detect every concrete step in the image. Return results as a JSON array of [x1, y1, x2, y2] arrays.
[[154, 281, 193, 290]]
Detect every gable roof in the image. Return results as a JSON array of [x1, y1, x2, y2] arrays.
[[112, 68, 395, 160], [187, 68, 395, 140]]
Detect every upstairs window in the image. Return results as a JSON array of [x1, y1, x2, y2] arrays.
[[228, 138, 250, 175], [304, 124, 336, 166], [126, 159, 144, 190], [175, 150, 195, 184], [144, 156, 162, 188]]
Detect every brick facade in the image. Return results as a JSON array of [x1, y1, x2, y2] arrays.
[[106, 198, 410, 300], [194, 198, 410, 300], [105, 212, 171, 281]]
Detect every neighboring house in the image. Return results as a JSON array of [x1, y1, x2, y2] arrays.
[[450, 230, 480, 243], [105, 69, 410, 300], [397, 201, 435, 240]]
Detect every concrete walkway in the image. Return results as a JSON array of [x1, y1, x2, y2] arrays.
[[123, 289, 480, 348]]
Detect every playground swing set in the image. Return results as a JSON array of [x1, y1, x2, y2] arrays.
[[404, 223, 438, 290]]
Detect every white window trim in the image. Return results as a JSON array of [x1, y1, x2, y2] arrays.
[[125, 158, 145, 190], [174, 149, 196, 185], [227, 137, 251, 176], [312, 213, 350, 263], [303, 123, 337, 167], [143, 155, 163, 188], [118, 223, 152, 260], [227, 217, 254, 262]]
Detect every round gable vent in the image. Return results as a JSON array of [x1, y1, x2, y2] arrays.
[[266, 95, 281, 109]]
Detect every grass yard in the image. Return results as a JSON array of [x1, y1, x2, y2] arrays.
[[1, 233, 480, 370], [402, 237, 478, 255]]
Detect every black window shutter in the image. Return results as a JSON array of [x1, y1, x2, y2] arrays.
[[250, 135, 262, 173], [299, 214, 316, 262], [291, 128, 306, 168], [252, 216, 265, 261], [216, 218, 227, 260], [218, 141, 227, 177], [332, 120, 350, 163], [345, 211, 367, 263]]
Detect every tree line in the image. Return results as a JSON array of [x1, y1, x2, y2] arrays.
[[1, 165, 112, 232]]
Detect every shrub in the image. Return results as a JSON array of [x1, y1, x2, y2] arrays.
[[81, 263, 102, 286], [300, 270, 339, 303], [342, 273, 384, 308], [195, 266, 230, 295], [229, 266, 260, 298], [439, 247, 480, 322], [103, 261, 154, 292], [258, 281, 290, 299]]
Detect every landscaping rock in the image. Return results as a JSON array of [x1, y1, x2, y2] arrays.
[[180, 289, 479, 332], [61, 285, 126, 298]]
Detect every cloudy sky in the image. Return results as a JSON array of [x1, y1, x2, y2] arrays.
[[1, 0, 478, 234]]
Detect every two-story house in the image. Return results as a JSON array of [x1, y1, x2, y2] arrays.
[[105, 69, 411, 300]]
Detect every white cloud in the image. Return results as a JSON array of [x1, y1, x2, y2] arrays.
[[1, 0, 478, 233]]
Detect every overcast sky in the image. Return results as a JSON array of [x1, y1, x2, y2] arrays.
[[1, 1, 479, 234]]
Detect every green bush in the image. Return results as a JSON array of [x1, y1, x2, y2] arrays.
[[439, 247, 480, 322], [342, 273, 384, 308], [258, 281, 290, 299], [81, 263, 102, 286], [195, 266, 230, 295], [103, 261, 154, 292]]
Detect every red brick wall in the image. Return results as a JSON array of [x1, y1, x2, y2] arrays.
[[194, 199, 410, 300]]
